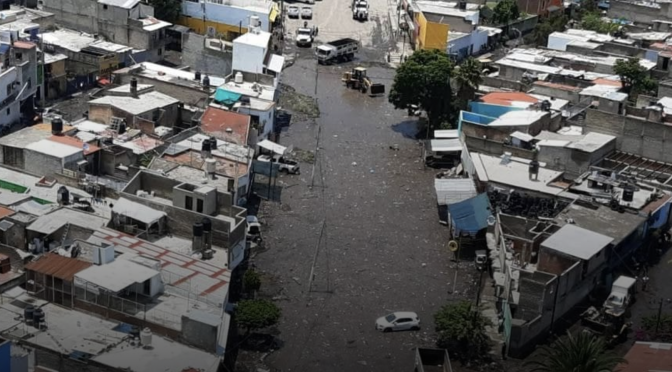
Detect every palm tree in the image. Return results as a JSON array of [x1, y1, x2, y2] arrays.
[[454, 58, 483, 111], [525, 332, 626, 372]]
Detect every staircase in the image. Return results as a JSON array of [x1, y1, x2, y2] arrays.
[[60, 223, 70, 247]]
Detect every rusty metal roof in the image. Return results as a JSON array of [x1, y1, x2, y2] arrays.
[[25, 253, 92, 281]]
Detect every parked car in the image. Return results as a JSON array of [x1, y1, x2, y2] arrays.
[[288, 5, 300, 18], [257, 154, 301, 174], [301, 6, 313, 19], [375, 312, 420, 332], [295, 27, 314, 47], [246, 215, 262, 243], [475, 250, 488, 271]]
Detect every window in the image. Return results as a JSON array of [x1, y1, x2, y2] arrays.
[[103, 4, 108, 9], [197, 199, 204, 213], [158, 48, 162, 56], [5, 108, 9, 116], [5, 84, 10, 96], [14, 52, 21, 61], [185, 195, 193, 210]]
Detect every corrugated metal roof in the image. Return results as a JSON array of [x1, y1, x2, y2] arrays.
[[434, 178, 477, 206], [542, 224, 613, 260], [25, 253, 92, 281], [447, 193, 491, 233]]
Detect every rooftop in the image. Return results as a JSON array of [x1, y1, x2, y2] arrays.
[[43, 52, 67, 65], [200, 106, 251, 145], [542, 224, 613, 260], [0, 123, 75, 148], [414, 1, 480, 19], [533, 81, 583, 92], [0, 301, 220, 372], [117, 62, 225, 90], [24, 253, 93, 281], [27, 207, 109, 235], [219, 76, 276, 102], [480, 92, 539, 107], [487, 110, 548, 127], [162, 150, 249, 179], [470, 152, 568, 196], [87, 228, 231, 304], [139, 16, 171, 31], [75, 258, 160, 293], [434, 178, 477, 205], [112, 197, 166, 225], [40, 30, 132, 53], [153, 235, 229, 270], [24, 138, 81, 158], [554, 202, 646, 245], [113, 134, 164, 155], [176, 133, 252, 164], [98, 0, 140, 9], [565, 132, 616, 153], [234, 29, 271, 49], [617, 342, 672, 372], [89, 85, 180, 115]]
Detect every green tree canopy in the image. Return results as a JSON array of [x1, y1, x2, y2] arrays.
[[492, 0, 520, 25], [236, 299, 281, 334], [614, 57, 657, 97], [434, 301, 491, 363], [525, 332, 626, 372], [243, 269, 262, 294], [149, 0, 182, 23], [454, 58, 483, 110], [389, 49, 455, 130], [533, 15, 568, 46], [581, 13, 619, 34]]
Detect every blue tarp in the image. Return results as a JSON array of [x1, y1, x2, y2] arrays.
[[214, 88, 242, 105], [447, 193, 492, 234]]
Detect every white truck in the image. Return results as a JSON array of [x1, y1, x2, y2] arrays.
[[296, 27, 314, 47], [603, 275, 636, 317], [316, 38, 359, 64], [353, 0, 369, 21], [257, 154, 301, 174]]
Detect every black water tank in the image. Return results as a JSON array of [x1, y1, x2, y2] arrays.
[[118, 120, 127, 135], [33, 308, 44, 327], [201, 139, 212, 152], [202, 217, 212, 232], [195, 71, 201, 81], [24, 305, 35, 324], [51, 117, 63, 135], [202, 75, 210, 88], [529, 160, 540, 175], [58, 186, 70, 204], [623, 187, 635, 202], [130, 77, 138, 89], [193, 222, 204, 237]]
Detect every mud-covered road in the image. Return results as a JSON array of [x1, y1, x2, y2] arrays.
[[247, 58, 478, 372]]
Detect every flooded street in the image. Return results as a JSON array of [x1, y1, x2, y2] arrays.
[[248, 58, 477, 372]]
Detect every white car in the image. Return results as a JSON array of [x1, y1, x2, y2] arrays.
[[301, 6, 313, 19], [257, 154, 301, 174], [287, 5, 300, 18], [375, 312, 420, 332], [296, 27, 313, 47]]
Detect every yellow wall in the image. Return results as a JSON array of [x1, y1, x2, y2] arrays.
[[178, 17, 249, 40], [414, 11, 449, 51], [425, 22, 449, 51]]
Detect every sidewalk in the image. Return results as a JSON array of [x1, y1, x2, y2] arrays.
[[386, 2, 413, 68]]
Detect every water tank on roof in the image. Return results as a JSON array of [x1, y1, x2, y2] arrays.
[[140, 327, 152, 348], [193, 222, 204, 237], [33, 308, 44, 328], [235, 72, 244, 84], [202, 75, 210, 89], [51, 116, 63, 135], [201, 138, 212, 152], [529, 160, 540, 175], [623, 186, 635, 202], [195, 71, 201, 81], [202, 217, 212, 232], [24, 306, 35, 325], [130, 77, 138, 89], [57, 186, 69, 205], [205, 158, 217, 174]]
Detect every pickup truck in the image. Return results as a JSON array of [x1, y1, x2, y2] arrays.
[[296, 27, 314, 47], [257, 154, 301, 174]]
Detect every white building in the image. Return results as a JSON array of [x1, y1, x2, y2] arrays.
[[0, 65, 21, 128]]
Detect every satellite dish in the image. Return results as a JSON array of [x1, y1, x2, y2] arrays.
[[448, 240, 459, 252], [487, 215, 496, 226]]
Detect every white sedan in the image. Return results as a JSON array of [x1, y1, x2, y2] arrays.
[[287, 5, 300, 18], [375, 312, 420, 332]]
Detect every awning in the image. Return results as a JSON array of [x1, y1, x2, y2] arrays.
[[258, 139, 287, 155], [270, 3, 279, 22], [113, 197, 166, 225], [510, 131, 534, 142], [434, 129, 459, 139], [214, 88, 242, 105], [430, 139, 462, 152], [447, 193, 492, 234], [435, 178, 477, 206], [267, 54, 285, 73]]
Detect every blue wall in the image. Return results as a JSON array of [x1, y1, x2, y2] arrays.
[[469, 102, 524, 118], [650, 201, 672, 230], [0, 339, 10, 372]]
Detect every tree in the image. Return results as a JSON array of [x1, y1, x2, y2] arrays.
[[525, 332, 625, 372], [581, 13, 619, 34], [533, 15, 568, 46], [389, 49, 454, 130], [492, 0, 520, 25], [149, 0, 182, 23], [243, 269, 262, 294], [454, 58, 483, 110], [434, 301, 491, 363], [614, 57, 657, 98], [236, 299, 281, 335]]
